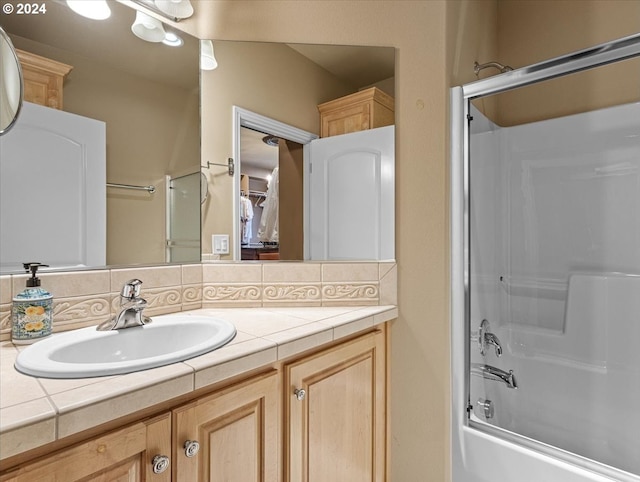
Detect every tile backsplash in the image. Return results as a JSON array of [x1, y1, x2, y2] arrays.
[[0, 262, 397, 341]]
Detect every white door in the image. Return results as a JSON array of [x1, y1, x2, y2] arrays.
[[0, 102, 106, 271], [308, 126, 394, 260]]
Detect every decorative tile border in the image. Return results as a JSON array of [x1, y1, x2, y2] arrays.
[[0, 262, 396, 340], [202, 283, 262, 308], [0, 305, 11, 339], [322, 283, 379, 301], [263, 283, 322, 306], [54, 295, 111, 331]]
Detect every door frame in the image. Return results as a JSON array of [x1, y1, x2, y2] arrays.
[[232, 106, 318, 260]]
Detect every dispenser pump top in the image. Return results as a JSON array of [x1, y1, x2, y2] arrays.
[[22, 262, 49, 288]]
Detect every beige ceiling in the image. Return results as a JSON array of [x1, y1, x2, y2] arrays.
[[288, 43, 394, 90]]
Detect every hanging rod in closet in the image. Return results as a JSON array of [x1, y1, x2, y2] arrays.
[[107, 183, 156, 194], [203, 158, 234, 176], [244, 190, 266, 197]]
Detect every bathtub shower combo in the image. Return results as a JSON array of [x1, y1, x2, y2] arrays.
[[451, 35, 640, 481]]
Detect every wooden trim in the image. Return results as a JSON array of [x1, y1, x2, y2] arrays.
[[15, 49, 73, 77], [317, 87, 395, 113]]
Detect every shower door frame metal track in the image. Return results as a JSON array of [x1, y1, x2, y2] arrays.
[[452, 32, 640, 482]]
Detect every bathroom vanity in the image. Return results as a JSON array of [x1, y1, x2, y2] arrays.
[[0, 306, 393, 481]]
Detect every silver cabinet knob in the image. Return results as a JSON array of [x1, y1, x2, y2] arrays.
[[294, 388, 306, 401], [152, 454, 170, 474], [184, 440, 200, 457]]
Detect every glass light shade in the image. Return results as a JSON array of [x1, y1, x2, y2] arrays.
[[66, 0, 111, 20], [163, 31, 183, 47], [154, 0, 194, 19], [200, 40, 218, 71], [131, 11, 166, 43]]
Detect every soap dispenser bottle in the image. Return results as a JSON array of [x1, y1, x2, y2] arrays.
[[12, 263, 53, 344]]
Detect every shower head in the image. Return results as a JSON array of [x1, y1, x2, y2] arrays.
[[474, 61, 514, 76]]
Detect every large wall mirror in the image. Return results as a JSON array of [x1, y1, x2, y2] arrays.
[[201, 40, 395, 262], [0, 1, 395, 274]]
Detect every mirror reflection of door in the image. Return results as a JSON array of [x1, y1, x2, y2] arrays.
[[240, 127, 304, 261]]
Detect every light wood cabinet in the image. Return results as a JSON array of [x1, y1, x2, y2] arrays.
[[172, 371, 280, 482], [0, 413, 172, 482], [285, 330, 386, 482], [16, 49, 73, 110], [0, 328, 388, 482], [318, 87, 394, 138]]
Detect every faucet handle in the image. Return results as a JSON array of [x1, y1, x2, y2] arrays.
[[478, 319, 502, 357], [121, 279, 143, 298]]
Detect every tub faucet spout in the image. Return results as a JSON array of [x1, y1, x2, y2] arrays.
[[471, 363, 518, 389]]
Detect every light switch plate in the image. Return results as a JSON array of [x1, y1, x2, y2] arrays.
[[212, 234, 229, 254]]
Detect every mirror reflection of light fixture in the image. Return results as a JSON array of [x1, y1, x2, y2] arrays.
[[131, 11, 166, 43], [200, 40, 218, 71], [129, 0, 193, 22], [162, 31, 183, 47], [66, 0, 111, 20], [262, 135, 279, 147], [154, 0, 194, 19]]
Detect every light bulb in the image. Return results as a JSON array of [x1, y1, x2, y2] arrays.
[[66, 0, 111, 20], [163, 32, 183, 47]]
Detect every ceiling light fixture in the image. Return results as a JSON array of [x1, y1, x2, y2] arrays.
[[129, 0, 193, 22], [154, 0, 193, 19], [66, 0, 111, 20], [131, 11, 166, 43], [262, 135, 279, 147], [200, 40, 218, 71]]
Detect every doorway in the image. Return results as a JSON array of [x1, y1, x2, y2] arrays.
[[233, 107, 318, 260]]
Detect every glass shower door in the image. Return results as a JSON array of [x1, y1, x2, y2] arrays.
[[466, 89, 640, 479], [166, 172, 201, 263]]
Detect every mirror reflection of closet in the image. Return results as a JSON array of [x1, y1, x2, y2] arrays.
[[240, 126, 304, 261]]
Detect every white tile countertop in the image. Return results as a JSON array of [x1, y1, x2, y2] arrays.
[[0, 305, 397, 460]]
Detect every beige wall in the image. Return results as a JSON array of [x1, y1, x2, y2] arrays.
[[9, 35, 200, 266], [496, 0, 640, 125], [200, 40, 356, 257]]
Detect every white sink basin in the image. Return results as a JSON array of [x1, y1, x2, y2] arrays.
[[14, 315, 236, 379]]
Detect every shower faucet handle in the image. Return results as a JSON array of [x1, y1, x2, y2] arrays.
[[478, 319, 503, 357]]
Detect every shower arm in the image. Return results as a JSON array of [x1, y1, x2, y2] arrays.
[[474, 61, 514, 75]]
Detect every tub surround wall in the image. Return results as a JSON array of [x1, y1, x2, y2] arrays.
[[0, 261, 396, 341]]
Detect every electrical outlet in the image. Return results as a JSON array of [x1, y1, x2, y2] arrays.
[[212, 234, 229, 255]]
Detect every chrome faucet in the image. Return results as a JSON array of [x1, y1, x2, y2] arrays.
[[97, 279, 151, 331], [478, 319, 503, 357], [471, 363, 518, 389]]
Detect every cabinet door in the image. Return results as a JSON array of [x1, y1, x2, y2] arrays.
[[285, 330, 386, 482], [173, 371, 281, 482], [321, 103, 371, 137], [0, 413, 172, 482]]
